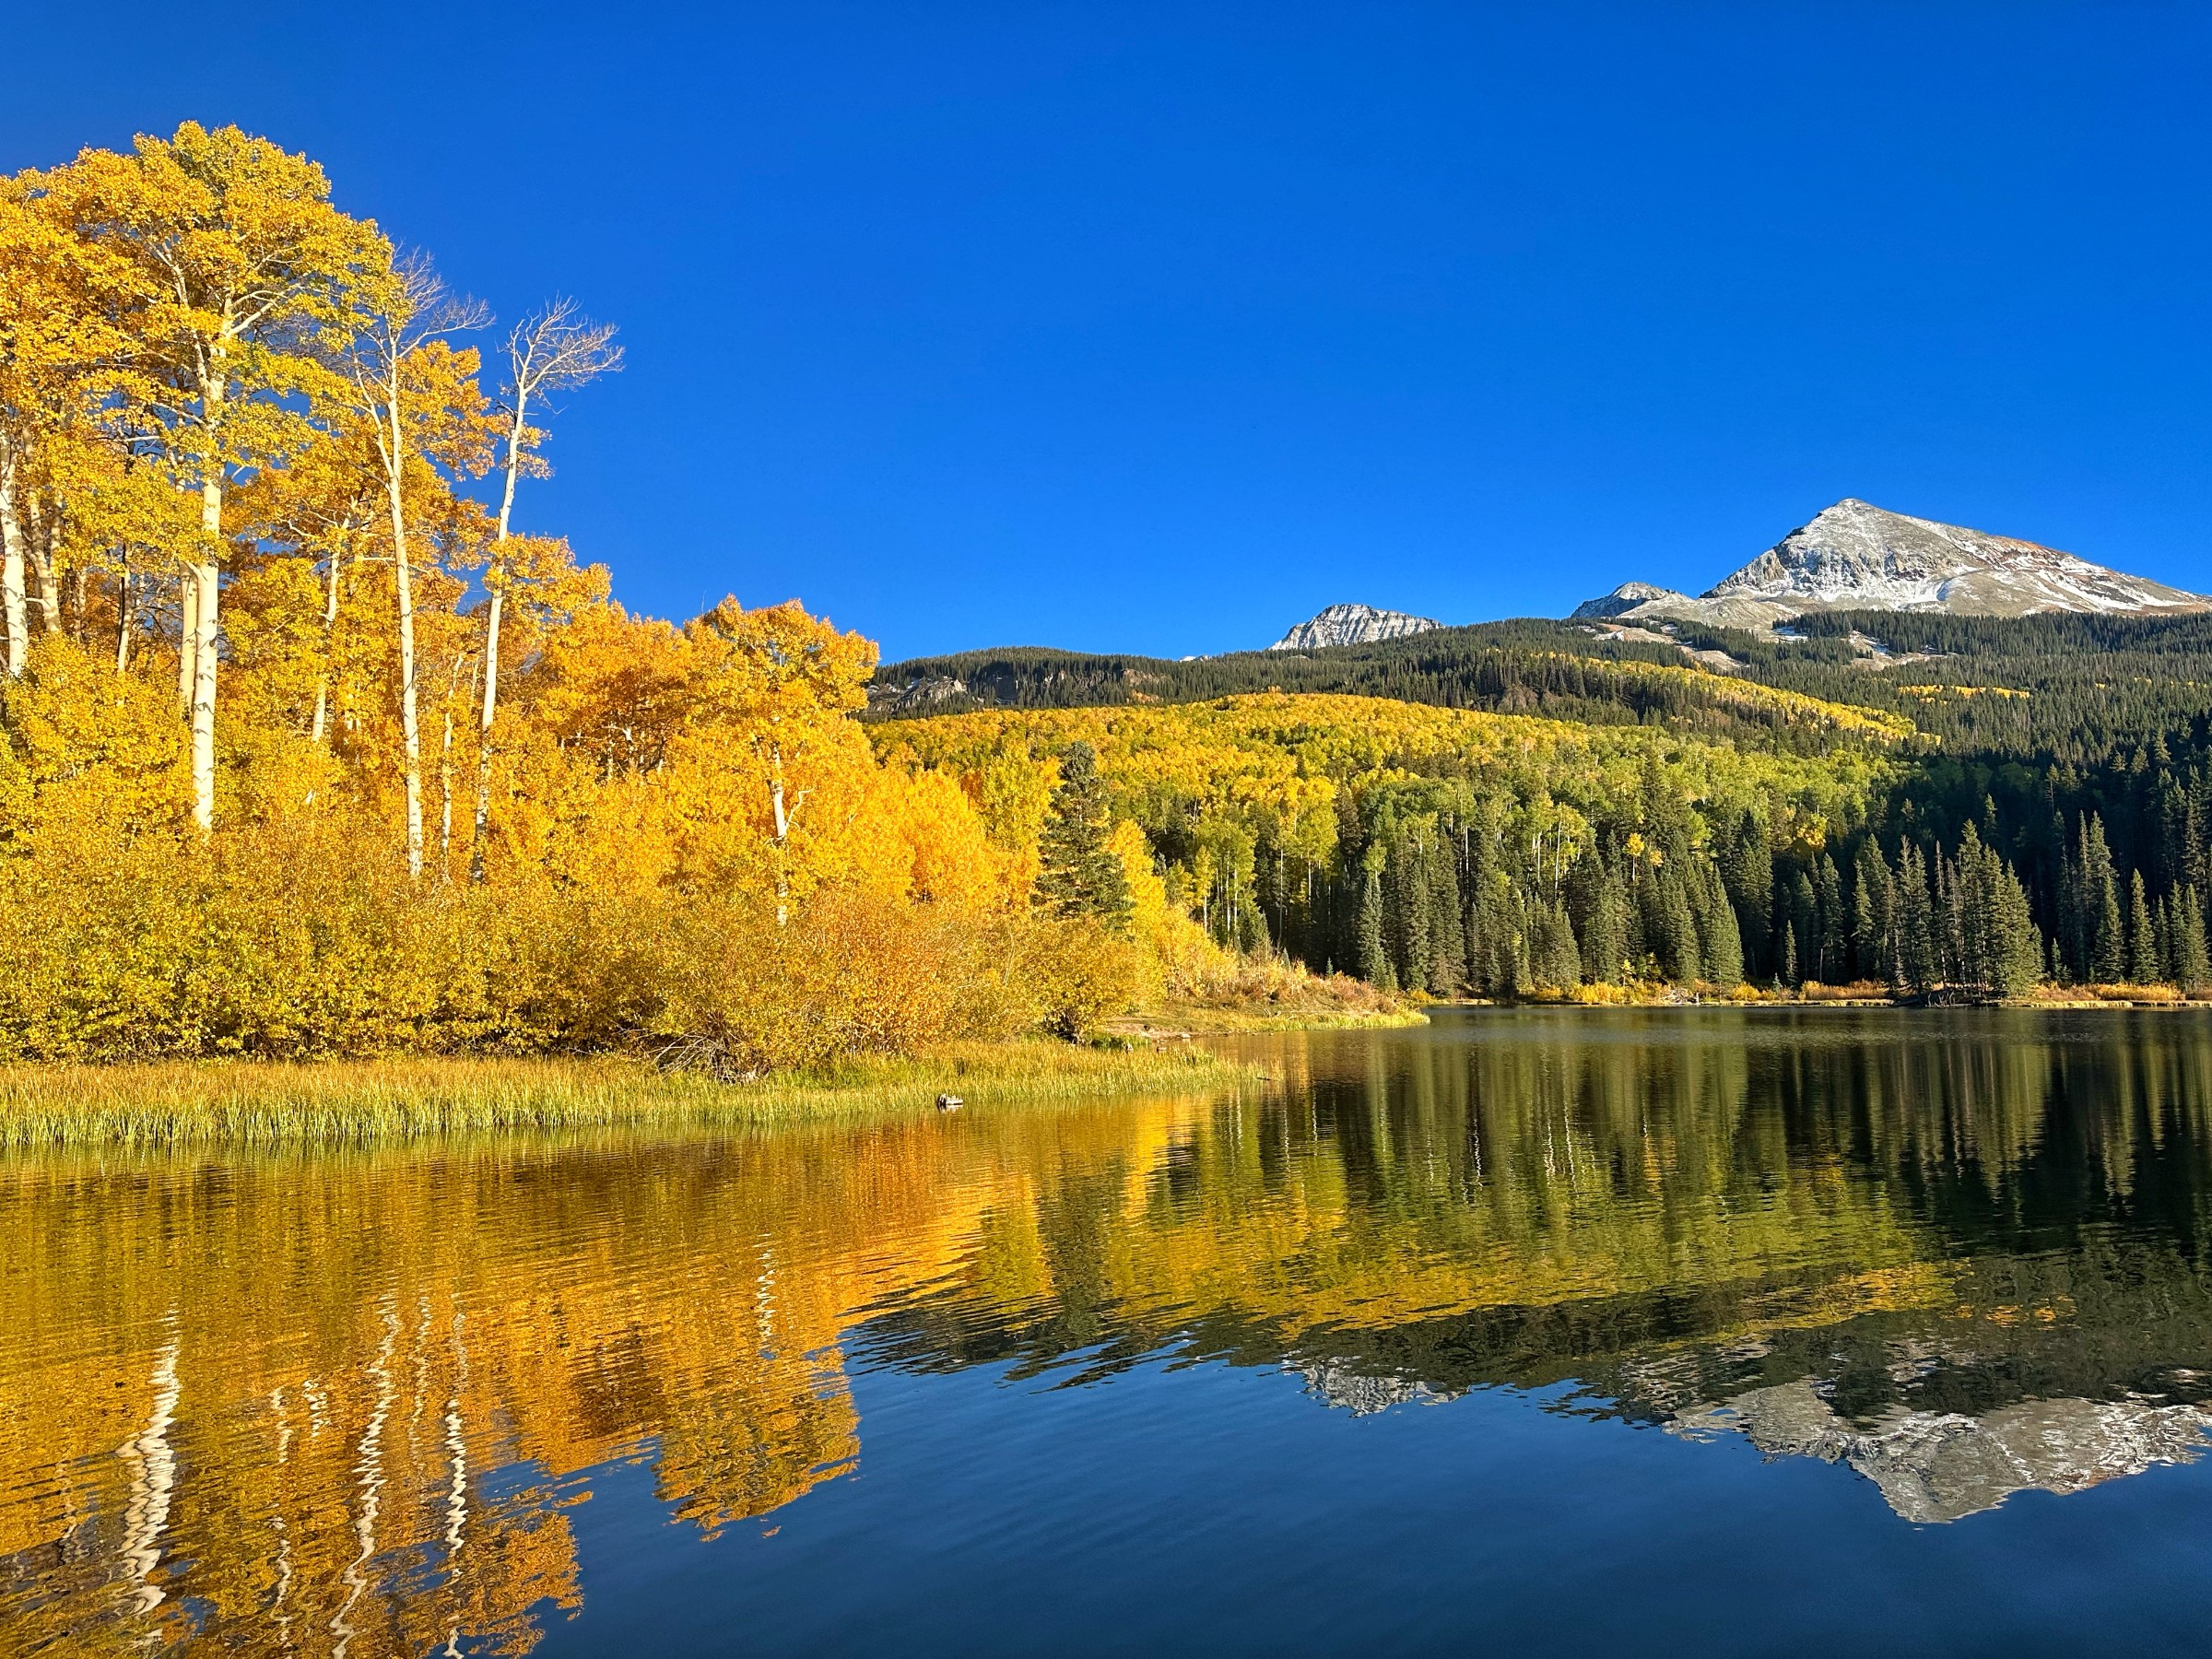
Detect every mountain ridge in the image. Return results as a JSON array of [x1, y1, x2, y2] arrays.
[[1269, 602, 1441, 652], [1579, 499, 2206, 630]]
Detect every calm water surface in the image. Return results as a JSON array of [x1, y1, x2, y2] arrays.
[[14, 1008, 2212, 1654]]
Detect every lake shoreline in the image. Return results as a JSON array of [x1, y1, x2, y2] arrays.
[[0, 1041, 1254, 1150]]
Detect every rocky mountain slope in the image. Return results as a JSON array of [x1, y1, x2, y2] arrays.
[[1269, 602, 1441, 652], [1576, 499, 2206, 631]]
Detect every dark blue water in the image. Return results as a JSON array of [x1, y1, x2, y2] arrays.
[[13, 1008, 2212, 1655]]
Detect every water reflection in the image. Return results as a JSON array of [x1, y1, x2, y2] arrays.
[[11, 1008, 2212, 1650]]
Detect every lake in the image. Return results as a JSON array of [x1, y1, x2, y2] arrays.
[[12, 1007, 2212, 1655]]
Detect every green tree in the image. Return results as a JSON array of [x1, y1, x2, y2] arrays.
[[1895, 843, 1936, 995], [1034, 741, 1133, 935], [1579, 860, 1630, 985], [2085, 816, 2125, 982], [1699, 864, 1745, 988], [1356, 845, 1394, 991], [2175, 885, 2212, 993], [2128, 871, 2160, 983]]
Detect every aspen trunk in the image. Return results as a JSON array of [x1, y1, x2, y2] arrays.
[[176, 569, 198, 709], [189, 474, 222, 833], [770, 739, 792, 926], [310, 545, 344, 747], [0, 437, 27, 678], [470, 389, 526, 883], [384, 391, 424, 879], [24, 495, 59, 638], [468, 587, 502, 881], [440, 697, 454, 873], [114, 559, 133, 673]]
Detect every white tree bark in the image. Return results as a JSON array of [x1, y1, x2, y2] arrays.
[[189, 475, 222, 834], [385, 405, 424, 878], [470, 390, 524, 882], [0, 436, 27, 678], [310, 543, 345, 747], [114, 559, 133, 674], [23, 492, 58, 637], [175, 568, 197, 710]]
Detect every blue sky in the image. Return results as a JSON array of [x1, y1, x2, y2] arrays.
[[8, 4, 2212, 661]]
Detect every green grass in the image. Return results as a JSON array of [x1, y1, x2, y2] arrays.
[[0, 1041, 1252, 1149]]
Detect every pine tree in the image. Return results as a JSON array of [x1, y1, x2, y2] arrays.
[[1662, 869, 1701, 987], [2087, 816, 2125, 983], [1816, 853, 1844, 983], [1391, 831, 1432, 994], [1720, 809, 1772, 980], [1700, 866, 1745, 988], [1356, 847, 1394, 991], [1034, 741, 1134, 934], [1790, 868, 1818, 987], [1426, 834, 1466, 994], [1853, 841, 1892, 983], [1580, 861, 1630, 985], [1987, 863, 2043, 1000], [2176, 885, 2212, 993], [1534, 900, 1582, 990], [2128, 871, 2160, 983], [1895, 843, 1937, 995]]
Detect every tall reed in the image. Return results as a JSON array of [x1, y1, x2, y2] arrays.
[[0, 1042, 1247, 1149]]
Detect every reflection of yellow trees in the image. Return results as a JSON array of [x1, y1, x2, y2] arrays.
[[13, 1012, 2212, 1648]]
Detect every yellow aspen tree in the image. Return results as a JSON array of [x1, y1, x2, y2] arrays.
[[683, 599, 878, 924], [57, 123, 388, 830], [472, 300, 620, 880], [347, 255, 489, 877], [0, 171, 118, 680], [237, 424, 380, 748]]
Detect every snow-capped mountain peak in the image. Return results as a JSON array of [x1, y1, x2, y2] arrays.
[[1573, 500, 2206, 630]]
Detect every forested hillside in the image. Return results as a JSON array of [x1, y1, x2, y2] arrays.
[[877, 695, 2041, 1001], [879, 609, 2212, 1001], [877, 610, 2212, 761], [869, 625, 1910, 755]]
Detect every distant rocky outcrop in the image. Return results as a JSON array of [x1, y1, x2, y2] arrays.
[[865, 673, 969, 713], [1269, 603, 1441, 653], [1573, 499, 2208, 632], [1570, 581, 1688, 620]]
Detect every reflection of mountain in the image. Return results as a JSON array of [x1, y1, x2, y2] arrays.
[[1677, 1382, 2212, 1524], [1290, 1360, 1452, 1416], [15, 1009, 2212, 1645]]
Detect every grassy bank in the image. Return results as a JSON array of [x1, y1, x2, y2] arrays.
[[0, 1041, 1251, 1150]]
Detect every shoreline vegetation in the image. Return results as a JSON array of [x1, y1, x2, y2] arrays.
[[0, 1041, 1256, 1149], [1525, 978, 2212, 1010]]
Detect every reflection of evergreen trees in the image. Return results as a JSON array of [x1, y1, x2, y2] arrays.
[[864, 1012, 2212, 1433]]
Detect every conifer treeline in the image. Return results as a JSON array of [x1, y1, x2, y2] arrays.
[[892, 697, 2205, 1003], [1266, 768, 2057, 1001], [879, 613, 2212, 999]]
